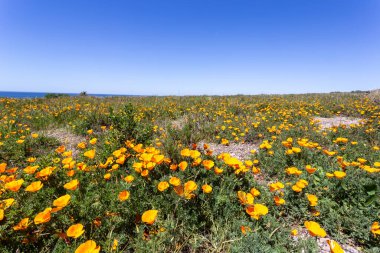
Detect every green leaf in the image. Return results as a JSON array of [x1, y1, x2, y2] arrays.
[[364, 184, 377, 196], [365, 195, 378, 206]]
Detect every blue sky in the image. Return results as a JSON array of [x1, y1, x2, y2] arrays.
[[0, 0, 379, 95]]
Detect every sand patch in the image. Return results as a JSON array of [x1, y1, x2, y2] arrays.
[[171, 116, 188, 130], [293, 227, 361, 253], [197, 141, 258, 161], [37, 128, 85, 157], [313, 117, 363, 129]]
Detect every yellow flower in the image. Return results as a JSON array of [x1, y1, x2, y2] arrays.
[[169, 177, 181, 186], [141, 169, 149, 177], [104, 173, 111, 180], [250, 188, 260, 197], [84, 149, 96, 159], [64, 179, 79, 190], [112, 239, 118, 250], [0, 163, 6, 173], [124, 175, 135, 183], [237, 191, 254, 205], [286, 167, 302, 176], [180, 148, 191, 157], [77, 142, 86, 149], [158, 181, 169, 192], [202, 160, 214, 170], [214, 167, 224, 174], [25, 181, 43, 192], [56, 145, 65, 153], [75, 240, 101, 253], [291, 229, 298, 236], [89, 138, 97, 145], [202, 184, 212, 193], [67, 223, 85, 238], [34, 207, 52, 225], [5, 179, 24, 192], [36, 166, 53, 178], [307, 194, 318, 207], [274, 196, 285, 206], [1, 198, 15, 209], [292, 185, 302, 193], [142, 210, 158, 225], [13, 218, 29, 231], [118, 191, 130, 201], [245, 204, 268, 220], [269, 182, 284, 192], [296, 179, 308, 188], [221, 138, 229, 145], [304, 221, 326, 237], [333, 171, 346, 179], [305, 165, 317, 174], [152, 154, 164, 164], [371, 221, 380, 237], [292, 147, 301, 153], [0, 209, 3, 221], [179, 161, 188, 171], [327, 240, 344, 253], [26, 157, 36, 163], [170, 164, 178, 171], [184, 180, 197, 192], [53, 194, 71, 208]]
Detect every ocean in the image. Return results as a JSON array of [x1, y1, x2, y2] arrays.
[[0, 91, 134, 98]]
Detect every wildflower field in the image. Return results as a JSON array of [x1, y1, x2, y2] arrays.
[[0, 93, 379, 252]]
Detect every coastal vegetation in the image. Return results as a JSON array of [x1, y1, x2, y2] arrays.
[[0, 93, 379, 252]]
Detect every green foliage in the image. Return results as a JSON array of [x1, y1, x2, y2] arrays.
[[44, 93, 70, 99]]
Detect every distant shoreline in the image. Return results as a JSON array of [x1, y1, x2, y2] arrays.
[[0, 91, 138, 98]]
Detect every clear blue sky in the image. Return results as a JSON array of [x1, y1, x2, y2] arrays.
[[0, 0, 379, 95]]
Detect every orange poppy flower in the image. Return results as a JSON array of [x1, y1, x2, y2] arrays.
[[142, 210, 158, 225], [202, 160, 214, 170], [178, 161, 188, 171], [158, 181, 169, 192], [304, 221, 326, 237], [53, 194, 71, 208], [184, 180, 197, 192], [327, 239, 344, 253], [84, 149, 96, 159], [169, 177, 181, 186], [5, 179, 24, 192], [67, 223, 85, 238], [118, 191, 130, 201], [245, 204, 268, 220], [13, 218, 30, 231], [202, 184, 212, 193], [124, 175, 135, 183], [307, 194, 318, 206], [64, 179, 79, 190], [34, 207, 52, 225], [25, 181, 43, 192], [75, 240, 100, 253]]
